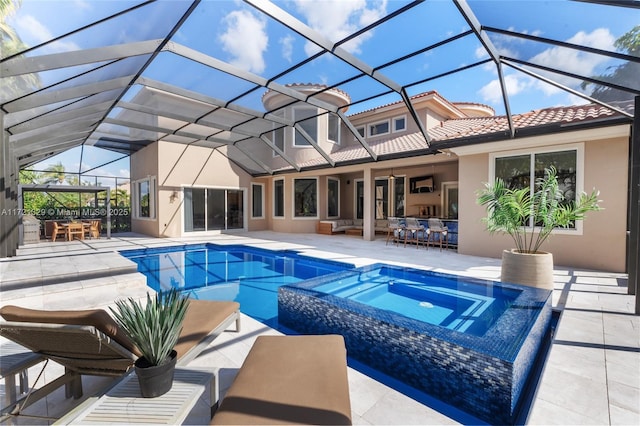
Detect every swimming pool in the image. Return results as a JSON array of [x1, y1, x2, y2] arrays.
[[122, 244, 551, 424], [278, 263, 552, 425], [119, 243, 353, 327]]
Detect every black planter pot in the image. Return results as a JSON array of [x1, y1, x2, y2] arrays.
[[134, 350, 177, 398]]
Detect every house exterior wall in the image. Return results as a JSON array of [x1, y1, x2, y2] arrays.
[[456, 126, 629, 272], [130, 142, 159, 237], [131, 141, 263, 237]]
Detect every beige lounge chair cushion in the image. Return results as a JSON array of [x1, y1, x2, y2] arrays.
[[0, 305, 139, 356], [212, 334, 352, 425], [174, 299, 239, 360]]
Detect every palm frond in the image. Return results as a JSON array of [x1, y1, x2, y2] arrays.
[[110, 289, 190, 366]]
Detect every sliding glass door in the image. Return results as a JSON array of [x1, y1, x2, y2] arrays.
[[184, 188, 244, 232]]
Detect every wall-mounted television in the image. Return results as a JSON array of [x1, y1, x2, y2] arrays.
[[409, 175, 434, 193]]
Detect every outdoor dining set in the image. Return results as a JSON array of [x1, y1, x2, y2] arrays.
[[46, 219, 101, 242]]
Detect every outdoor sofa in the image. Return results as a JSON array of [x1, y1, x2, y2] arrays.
[[317, 218, 388, 235]]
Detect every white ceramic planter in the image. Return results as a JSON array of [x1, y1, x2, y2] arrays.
[[500, 249, 554, 290]]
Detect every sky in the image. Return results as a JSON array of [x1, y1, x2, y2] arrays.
[[5, 0, 638, 184]]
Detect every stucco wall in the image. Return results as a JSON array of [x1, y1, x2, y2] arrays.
[[458, 131, 629, 273], [130, 142, 160, 237]]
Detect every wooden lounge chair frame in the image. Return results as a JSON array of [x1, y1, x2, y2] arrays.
[[0, 300, 240, 422]]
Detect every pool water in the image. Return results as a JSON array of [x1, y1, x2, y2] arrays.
[[313, 266, 520, 336], [120, 243, 353, 327]]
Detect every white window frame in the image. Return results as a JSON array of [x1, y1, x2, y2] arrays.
[[292, 177, 319, 219], [368, 119, 390, 137], [292, 106, 317, 147], [489, 143, 585, 235], [251, 183, 265, 219], [327, 113, 341, 145], [273, 178, 285, 219], [392, 115, 407, 133], [327, 177, 340, 218], [132, 176, 156, 220]]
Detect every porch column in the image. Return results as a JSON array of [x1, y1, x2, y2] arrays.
[[629, 96, 639, 314], [363, 167, 375, 241], [0, 111, 18, 258]]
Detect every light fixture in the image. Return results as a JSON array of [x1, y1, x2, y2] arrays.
[[389, 169, 395, 180]]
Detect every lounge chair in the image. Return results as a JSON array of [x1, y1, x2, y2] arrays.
[[0, 299, 240, 420], [211, 334, 352, 425]]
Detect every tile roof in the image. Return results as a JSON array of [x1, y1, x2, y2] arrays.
[[279, 103, 626, 172]]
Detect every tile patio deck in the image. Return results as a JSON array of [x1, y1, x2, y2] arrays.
[[0, 231, 638, 425]]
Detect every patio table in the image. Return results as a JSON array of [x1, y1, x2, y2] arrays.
[[57, 367, 217, 424]]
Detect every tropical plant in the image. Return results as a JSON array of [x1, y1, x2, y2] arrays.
[[477, 166, 601, 254], [581, 25, 639, 103], [109, 289, 190, 366], [40, 162, 68, 185]]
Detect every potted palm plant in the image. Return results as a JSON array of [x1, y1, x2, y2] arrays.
[[110, 289, 189, 397], [477, 166, 601, 289]]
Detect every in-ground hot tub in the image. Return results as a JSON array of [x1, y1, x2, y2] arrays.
[[278, 264, 552, 424]]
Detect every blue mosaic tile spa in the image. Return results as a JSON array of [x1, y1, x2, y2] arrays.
[[278, 264, 552, 424]]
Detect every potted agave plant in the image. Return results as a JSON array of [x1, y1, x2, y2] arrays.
[[477, 166, 601, 289], [110, 289, 190, 397]]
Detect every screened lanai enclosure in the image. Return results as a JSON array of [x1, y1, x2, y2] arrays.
[[1, 0, 639, 307]]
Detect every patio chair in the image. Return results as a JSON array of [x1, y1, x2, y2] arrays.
[[0, 299, 240, 421], [426, 218, 448, 250], [385, 217, 404, 246], [66, 222, 84, 241], [403, 217, 426, 249], [51, 221, 66, 242], [87, 220, 100, 239]]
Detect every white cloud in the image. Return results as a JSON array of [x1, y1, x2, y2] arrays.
[[479, 74, 531, 105], [15, 15, 79, 53], [293, 0, 387, 56], [529, 28, 615, 92], [280, 34, 295, 63], [219, 10, 268, 74]]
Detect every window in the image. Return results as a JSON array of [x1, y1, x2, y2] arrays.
[[369, 120, 389, 137], [293, 178, 317, 218], [272, 126, 285, 156], [293, 107, 317, 146], [492, 147, 581, 229], [133, 176, 155, 219], [252, 183, 264, 218], [393, 176, 405, 217], [355, 126, 365, 140], [328, 113, 340, 144], [393, 115, 406, 132], [327, 178, 339, 218], [184, 187, 244, 232], [273, 179, 284, 218], [271, 111, 285, 157]]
